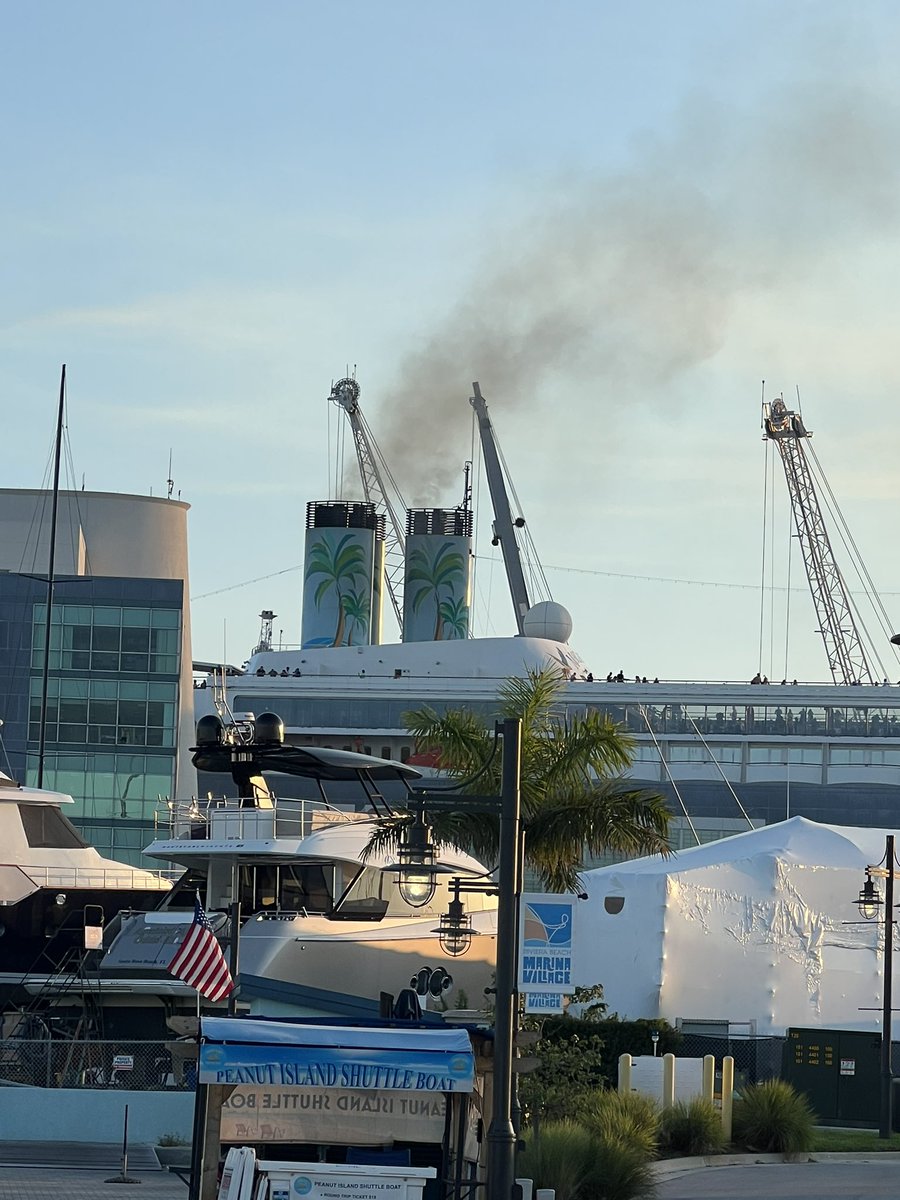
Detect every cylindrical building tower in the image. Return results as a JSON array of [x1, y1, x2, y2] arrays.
[[402, 507, 473, 642]]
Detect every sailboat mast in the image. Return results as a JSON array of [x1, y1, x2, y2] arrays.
[[36, 364, 66, 788]]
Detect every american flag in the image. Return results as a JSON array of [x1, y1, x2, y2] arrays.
[[167, 895, 235, 1002]]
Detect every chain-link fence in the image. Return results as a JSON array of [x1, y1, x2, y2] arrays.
[[675, 1033, 785, 1088], [0, 1038, 196, 1090]]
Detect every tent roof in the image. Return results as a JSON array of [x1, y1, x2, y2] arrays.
[[585, 816, 891, 880]]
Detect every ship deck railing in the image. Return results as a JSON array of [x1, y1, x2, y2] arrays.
[[155, 795, 368, 842], [18, 865, 172, 890]]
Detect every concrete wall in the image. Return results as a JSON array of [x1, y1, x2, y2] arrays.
[[0, 1087, 194, 1144]]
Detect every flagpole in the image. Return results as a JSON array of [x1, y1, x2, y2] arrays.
[[228, 864, 240, 1017]]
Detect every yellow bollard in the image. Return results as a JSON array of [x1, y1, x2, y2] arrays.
[[720, 1056, 735, 1142], [662, 1052, 676, 1109], [618, 1053, 632, 1095], [702, 1055, 715, 1103]]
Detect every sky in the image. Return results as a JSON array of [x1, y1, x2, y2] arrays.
[[3, 1, 900, 684]]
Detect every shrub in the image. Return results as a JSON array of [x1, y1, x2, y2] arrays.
[[518, 1032, 607, 1124], [517, 1118, 657, 1200], [580, 1089, 660, 1160], [732, 1079, 815, 1154], [157, 1132, 191, 1147], [590, 1139, 657, 1200], [517, 1121, 595, 1200], [658, 1098, 726, 1157]]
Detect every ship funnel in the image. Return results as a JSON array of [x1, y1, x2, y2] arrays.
[[402, 506, 473, 643], [301, 502, 384, 650]]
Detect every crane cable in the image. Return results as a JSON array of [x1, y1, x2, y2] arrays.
[[638, 705, 700, 847], [685, 714, 755, 831]]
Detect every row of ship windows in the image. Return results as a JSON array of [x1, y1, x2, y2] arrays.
[[237, 696, 900, 739], [631, 744, 900, 766]]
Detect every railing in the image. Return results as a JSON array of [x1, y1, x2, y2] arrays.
[[14, 866, 171, 890], [154, 796, 366, 842], [0, 1037, 196, 1090]]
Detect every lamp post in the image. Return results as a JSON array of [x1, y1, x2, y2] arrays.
[[385, 717, 522, 1200], [855, 834, 896, 1139]]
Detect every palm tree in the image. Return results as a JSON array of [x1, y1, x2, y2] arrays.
[[368, 666, 671, 890], [438, 595, 469, 640], [405, 542, 466, 640], [341, 586, 371, 645], [304, 533, 369, 646]]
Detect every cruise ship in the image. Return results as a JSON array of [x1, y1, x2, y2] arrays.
[[194, 382, 900, 855]]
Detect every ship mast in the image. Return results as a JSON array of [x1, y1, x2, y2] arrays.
[[36, 365, 66, 787]]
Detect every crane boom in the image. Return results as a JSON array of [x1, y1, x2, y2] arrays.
[[330, 377, 406, 628], [763, 397, 875, 685], [470, 382, 531, 633]]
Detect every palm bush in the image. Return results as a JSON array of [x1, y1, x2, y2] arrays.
[[732, 1079, 815, 1154], [658, 1098, 726, 1157], [580, 1088, 660, 1159], [517, 1118, 657, 1200]]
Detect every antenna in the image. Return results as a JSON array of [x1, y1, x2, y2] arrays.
[[167, 450, 174, 501]]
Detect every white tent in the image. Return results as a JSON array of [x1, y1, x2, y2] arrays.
[[574, 817, 896, 1035]]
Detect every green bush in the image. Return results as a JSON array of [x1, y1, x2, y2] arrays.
[[517, 1119, 657, 1200], [157, 1132, 190, 1147], [580, 1089, 660, 1159], [732, 1079, 815, 1154], [518, 1032, 607, 1124], [590, 1139, 657, 1200], [517, 1121, 595, 1200], [658, 1098, 726, 1157]]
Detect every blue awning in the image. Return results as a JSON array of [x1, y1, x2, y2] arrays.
[[199, 1018, 475, 1093]]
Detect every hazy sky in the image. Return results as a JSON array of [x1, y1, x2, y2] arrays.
[[3, 2, 900, 683]]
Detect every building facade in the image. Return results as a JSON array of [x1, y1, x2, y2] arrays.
[[0, 489, 194, 862]]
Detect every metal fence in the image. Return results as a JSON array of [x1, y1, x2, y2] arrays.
[[675, 1034, 785, 1087], [0, 1038, 196, 1090]]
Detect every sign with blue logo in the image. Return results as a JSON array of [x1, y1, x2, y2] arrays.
[[524, 992, 565, 1014], [518, 893, 577, 994]]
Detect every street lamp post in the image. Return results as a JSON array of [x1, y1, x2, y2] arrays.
[[856, 834, 896, 1139], [385, 717, 523, 1200]]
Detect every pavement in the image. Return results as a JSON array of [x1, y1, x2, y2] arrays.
[[655, 1161, 900, 1199], [2, 1146, 900, 1200], [0, 1144, 188, 1200]]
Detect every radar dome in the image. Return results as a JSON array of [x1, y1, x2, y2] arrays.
[[522, 601, 573, 644]]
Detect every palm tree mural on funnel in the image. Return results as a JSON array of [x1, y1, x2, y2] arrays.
[[341, 586, 371, 646], [305, 532, 369, 647], [406, 542, 467, 640]]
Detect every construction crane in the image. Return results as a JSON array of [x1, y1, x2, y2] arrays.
[[470, 382, 533, 634], [763, 397, 876, 685], [330, 376, 407, 628]]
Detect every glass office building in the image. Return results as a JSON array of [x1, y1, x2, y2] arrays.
[[0, 573, 184, 860], [0, 487, 194, 865]]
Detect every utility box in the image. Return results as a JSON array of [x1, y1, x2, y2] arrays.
[[782, 1028, 881, 1125]]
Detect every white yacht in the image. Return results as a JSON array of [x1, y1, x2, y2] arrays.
[[0, 770, 170, 1004], [100, 740, 498, 1019]]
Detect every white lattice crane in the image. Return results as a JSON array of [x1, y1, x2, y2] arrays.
[[330, 377, 407, 628], [763, 397, 877, 685]]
